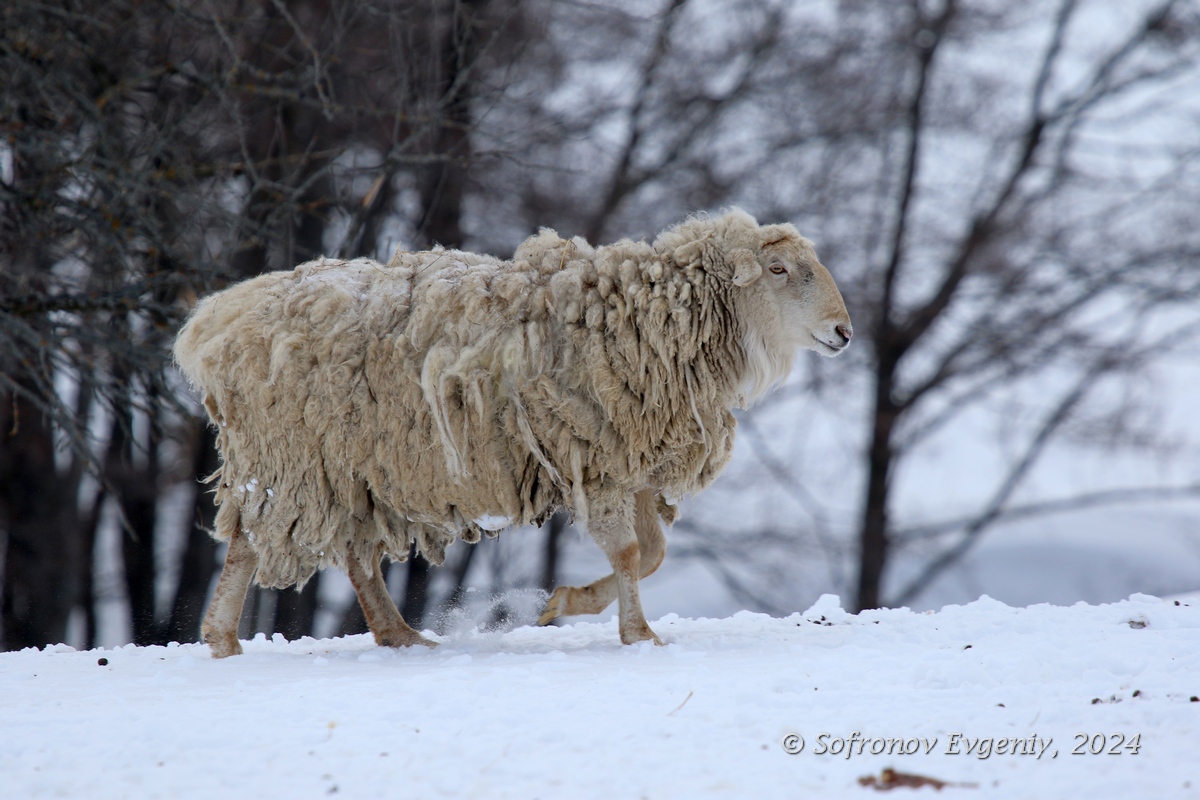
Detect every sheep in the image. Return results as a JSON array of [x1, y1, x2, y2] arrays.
[[174, 208, 852, 657]]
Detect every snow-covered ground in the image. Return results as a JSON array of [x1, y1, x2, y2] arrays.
[[3, 594, 1198, 799]]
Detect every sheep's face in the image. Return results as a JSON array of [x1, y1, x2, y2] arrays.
[[727, 224, 851, 404], [735, 226, 852, 358]]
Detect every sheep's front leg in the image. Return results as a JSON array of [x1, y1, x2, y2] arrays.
[[539, 490, 664, 627], [201, 503, 256, 658], [346, 556, 437, 649], [557, 488, 662, 645]]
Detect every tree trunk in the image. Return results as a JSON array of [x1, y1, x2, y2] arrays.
[[165, 423, 221, 644], [540, 511, 568, 594], [444, 542, 480, 611], [338, 590, 369, 637], [416, 0, 485, 249], [70, 376, 100, 650], [273, 580, 320, 640], [80, 491, 102, 650], [402, 546, 431, 629], [108, 402, 163, 646], [0, 390, 82, 650], [855, 356, 900, 612]]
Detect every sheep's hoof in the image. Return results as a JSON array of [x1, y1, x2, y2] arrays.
[[538, 586, 569, 625], [203, 631, 244, 659], [375, 629, 438, 649], [620, 624, 663, 647]]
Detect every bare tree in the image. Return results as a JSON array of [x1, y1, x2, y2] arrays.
[[838, 0, 1200, 609]]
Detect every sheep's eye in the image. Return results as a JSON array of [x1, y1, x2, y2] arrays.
[[768, 264, 787, 275]]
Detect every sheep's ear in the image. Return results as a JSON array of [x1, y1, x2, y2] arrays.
[[731, 249, 762, 287], [758, 224, 796, 250]]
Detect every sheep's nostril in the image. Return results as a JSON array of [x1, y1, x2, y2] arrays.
[[836, 324, 852, 344]]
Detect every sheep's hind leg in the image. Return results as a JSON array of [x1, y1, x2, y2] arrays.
[[346, 556, 437, 648], [201, 503, 257, 658], [539, 490, 664, 627]]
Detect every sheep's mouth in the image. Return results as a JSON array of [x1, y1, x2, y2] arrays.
[[812, 334, 848, 356]]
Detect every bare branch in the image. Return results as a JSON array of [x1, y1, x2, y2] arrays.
[[875, 0, 957, 347], [896, 483, 1200, 544], [887, 355, 1123, 608], [584, 0, 688, 242], [739, 415, 846, 589]]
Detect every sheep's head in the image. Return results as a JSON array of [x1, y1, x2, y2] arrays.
[[731, 224, 852, 358], [735, 225, 851, 401], [668, 209, 852, 403]]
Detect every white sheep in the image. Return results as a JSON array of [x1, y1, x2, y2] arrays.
[[174, 208, 851, 656]]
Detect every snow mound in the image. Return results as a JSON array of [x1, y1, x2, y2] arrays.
[[2, 595, 1197, 798]]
